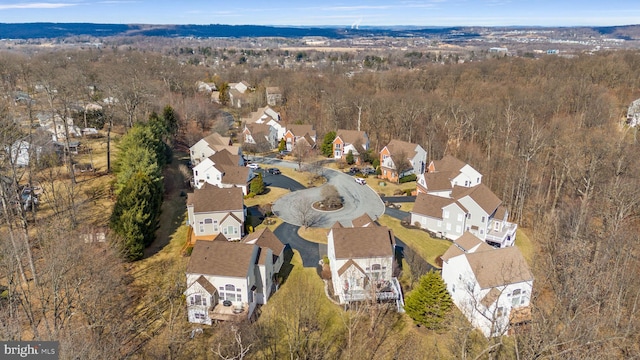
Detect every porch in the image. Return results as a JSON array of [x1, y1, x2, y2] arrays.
[[486, 222, 517, 248], [209, 301, 251, 322]]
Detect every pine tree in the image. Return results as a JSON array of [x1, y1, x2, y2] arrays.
[[345, 150, 355, 165], [320, 131, 336, 157], [404, 270, 453, 329], [278, 138, 287, 152], [250, 173, 265, 195]]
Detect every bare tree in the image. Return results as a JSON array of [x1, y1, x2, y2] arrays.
[[291, 195, 320, 228]]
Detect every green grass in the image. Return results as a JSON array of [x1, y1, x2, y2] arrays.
[[377, 215, 451, 268]]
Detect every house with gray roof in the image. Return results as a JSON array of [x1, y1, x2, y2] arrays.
[[441, 232, 533, 337]]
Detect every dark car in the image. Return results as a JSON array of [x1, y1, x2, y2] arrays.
[[267, 168, 281, 175]]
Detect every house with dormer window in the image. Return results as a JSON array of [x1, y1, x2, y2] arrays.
[[186, 185, 245, 242]]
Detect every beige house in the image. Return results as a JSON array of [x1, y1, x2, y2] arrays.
[[190, 132, 241, 167], [187, 184, 245, 242], [332, 129, 369, 164]]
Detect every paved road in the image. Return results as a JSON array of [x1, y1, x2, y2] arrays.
[[381, 196, 416, 203], [384, 207, 410, 221], [273, 222, 326, 267], [255, 168, 305, 191]]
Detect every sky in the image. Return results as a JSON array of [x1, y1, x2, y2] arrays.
[[0, 0, 638, 27]]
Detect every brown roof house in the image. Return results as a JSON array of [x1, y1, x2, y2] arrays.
[[411, 156, 517, 248], [283, 124, 316, 152], [441, 232, 533, 337], [189, 132, 241, 167], [192, 148, 255, 195], [266, 86, 283, 106], [410, 184, 517, 247], [332, 129, 369, 165], [242, 123, 277, 150], [379, 139, 427, 182], [242, 106, 286, 140], [327, 226, 404, 310], [183, 230, 285, 325], [187, 184, 245, 242]]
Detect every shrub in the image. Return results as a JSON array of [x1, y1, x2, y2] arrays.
[[399, 174, 417, 183], [404, 188, 414, 196]]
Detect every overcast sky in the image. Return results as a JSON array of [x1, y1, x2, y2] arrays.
[[0, 1, 638, 27]]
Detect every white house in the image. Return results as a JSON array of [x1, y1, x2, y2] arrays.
[[379, 139, 427, 182], [441, 232, 533, 337], [242, 123, 277, 150], [192, 149, 254, 194], [410, 185, 517, 247], [37, 113, 81, 142], [243, 106, 286, 140], [185, 230, 285, 325], [417, 155, 483, 195], [190, 132, 241, 167], [627, 98, 640, 127], [186, 184, 245, 241], [7, 140, 42, 167], [327, 226, 403, 310], [266, 87, 283, 106], [185, 238, 261, 324]]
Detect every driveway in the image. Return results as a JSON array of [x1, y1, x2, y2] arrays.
[[273, 222, 326, 267], [271, 168, 386, 228], [384, 207, 410, 221], [254, 168, 305, 191], [381, 196, 416, 203]]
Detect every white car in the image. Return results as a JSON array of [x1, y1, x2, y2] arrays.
[[355, 178, 366, 185], [247, 163, 260, 170]]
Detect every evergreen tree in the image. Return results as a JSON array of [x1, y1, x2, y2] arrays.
[[250, 173, 265, 195], [404, 270, 453, 329], [345, 150, 355, 165], [218, 82, 230, 105], [278, 138, 287, 152], [320, 131, 336, 157]]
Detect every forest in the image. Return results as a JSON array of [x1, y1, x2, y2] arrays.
[[0, 44, 639, 359]]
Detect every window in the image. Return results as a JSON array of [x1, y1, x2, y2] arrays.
[[467, 213, 471, 219], [452, 284, 456, 293], [195, 170, 199, 176], [335, 143, 341, 149], [437, 220, 442, 227], [191, 150, 194, 155], [194, 313, 206, 320], [457, 213, 464, 221], [446, 223, 452, 231], [214, 220, 218, 232], [204, 219, 213, 224], [190, 294, 206, 306], [206, 174, 210, 180], [456, 225, 462, 233], [335, 151, 341, 157], [220, 284, 240, 302], [443, 210, 450, 219], [481, 216, 485, 223]]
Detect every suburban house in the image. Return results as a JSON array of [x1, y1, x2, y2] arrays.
[[242, 106, 286, 140], [332, 129, 369, 164], [265, 86, 283, 106], [411, 155, 517, 247], [228, 81, 253, 108], [242, 123, 277, 150], [410, 185, 517, 247], [184, 229, 286, 324], [627, 98, 640, 127], [417, 155, 483, 195], [242, 228, 286, 303], [327, 225, 404, 310], [186, 184, 245, 242], [37, 113, 82, 142], [283, 125, 317, 152], [7, 140, 43, 167], [350, 213, 377, 228], [190, 132, 242, 167], [441, 232, 533, 337], [379, 140, 427, 182], [192, 149, 254, 194], [196, 80, 217, 93]]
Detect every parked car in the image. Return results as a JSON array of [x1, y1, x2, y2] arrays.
[[267, 168, 281, 175], [361, 167, 376, 175], [247, 163, 260, 170], [355, 178, 366, 185]]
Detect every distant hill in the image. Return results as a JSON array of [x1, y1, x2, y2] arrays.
[[0, 23, 638, 40]]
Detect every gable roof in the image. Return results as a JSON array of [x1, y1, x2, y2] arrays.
[[195, 275, 217, 295], [384, 139, 419, 158], [187, 184, 244, 212], [432, 155, 467, 173], [242, 227, 285, 256], [245, 123, 272, 140], [219, 164, 251, 185], [335, 129, 367, 146], [337, 259, 366, 276], [452, 184, 502, 215], [412, 192, 456, 219], [351, 213, 377, 228], [424, 171, 455, 191], [441, 244, 464, 262], [209, 148, 240, 167], [454, 232, 483, 252], [331, 221, 344, 229], [287, 124, 316, 138], [203, 132, 232, 148], [186, 240, 255, 278], [466, 246, 533, 289], [331, 227, 394, 259], [480, 287, 502, 308]]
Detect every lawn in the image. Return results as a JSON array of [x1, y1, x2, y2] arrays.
[[377, 215, 451, 268], [298, 227, 329, 244], [244, 187, 289, 207], [367, 178, 417, 197]]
